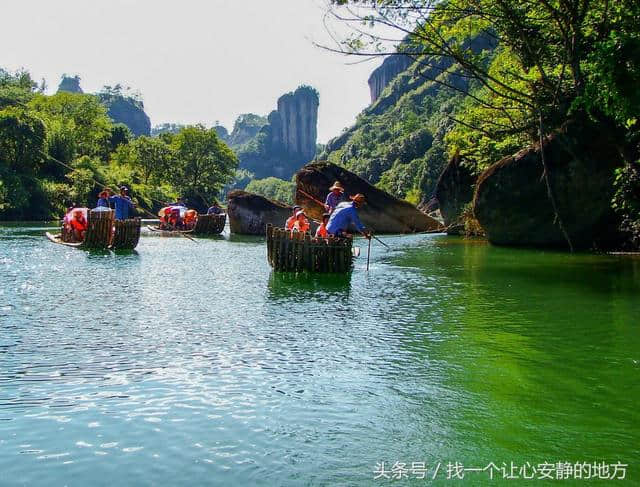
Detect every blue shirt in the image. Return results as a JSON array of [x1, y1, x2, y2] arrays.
[[326, 202, 365, 235], [109, 195, 134, 220], [96, 198, 110, 208], [325, 192, 344, 211], [207, 206, 222, 215]]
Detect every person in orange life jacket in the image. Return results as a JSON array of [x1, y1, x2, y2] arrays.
[[315, 213, 330, 239], [183, 209, 197, 229], [69, 210, 88, 241], [285, 205, 302, 230], [292, 210, 310, 234], [324, 181, 345, 213]]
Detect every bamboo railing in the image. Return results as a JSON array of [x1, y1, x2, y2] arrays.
[[112, 218, 141, 250], [266, 224, 353, 273], [82, 209, 114, 250], [194, 213, 226, 235]]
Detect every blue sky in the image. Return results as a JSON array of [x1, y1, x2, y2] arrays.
[[2, 0, 387, 142]]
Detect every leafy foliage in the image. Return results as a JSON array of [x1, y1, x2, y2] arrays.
[[245, 177, 295, 205]]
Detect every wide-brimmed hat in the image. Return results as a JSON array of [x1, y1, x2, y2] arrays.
[[295, 210, 306, 218], [350, 193, 366, 204], [329, 181, 344, 192]]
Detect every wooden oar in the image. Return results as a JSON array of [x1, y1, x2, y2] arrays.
[[297, 188, 326, 208], [366, 236, 372, 271], [372, 234, 391, 250]]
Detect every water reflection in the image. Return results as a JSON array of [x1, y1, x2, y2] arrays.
[[267, 271, 352, 300]]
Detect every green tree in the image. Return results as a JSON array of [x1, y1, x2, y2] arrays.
[[170, 125, 238, 204], [245, 177, 296, 204]]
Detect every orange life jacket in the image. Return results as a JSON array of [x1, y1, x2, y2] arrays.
[[315, 223, 328, 238]]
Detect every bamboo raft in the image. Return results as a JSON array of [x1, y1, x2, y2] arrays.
[[47, 209, 141, 250], [266, 224, 353, 273], [148, 213, 226, 237]]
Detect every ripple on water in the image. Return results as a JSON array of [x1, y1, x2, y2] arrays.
[[0, 227, 638, 485]]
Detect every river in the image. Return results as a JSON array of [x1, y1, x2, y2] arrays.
[[1, 224, 638, 485]]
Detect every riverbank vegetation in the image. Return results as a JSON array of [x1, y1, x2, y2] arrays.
[[0, 69, 237, 220], [327, 0, 640, 247]]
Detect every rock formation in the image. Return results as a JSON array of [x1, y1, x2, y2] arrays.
[[232, 86, 319, 180], [57, 75, 83, 94], [98, 92, 151, 137], [368, 55, 412, 103], [473, 120, 624, 249], [227, 190, 293, 235], [434, 153, 478, 234], [295, 161, 443, 234]]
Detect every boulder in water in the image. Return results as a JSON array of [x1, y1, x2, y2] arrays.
[[434, 153, 477, 235], [473, 120, 624, 249], [227, 190, 292, 235], [295, 161, 443, 233]]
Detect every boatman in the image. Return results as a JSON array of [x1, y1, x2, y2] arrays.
[[109, 186, 136, 220], [96, 189, 111, 208], [326, 193, 371, 240], [324, 181, 344, 213]]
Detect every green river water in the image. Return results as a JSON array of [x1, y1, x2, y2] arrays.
[[0, 223, 638, 486]]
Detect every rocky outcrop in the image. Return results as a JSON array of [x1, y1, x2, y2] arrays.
[[434, 153, 477, 234], [233, 86, 319, 180], [273, 86, 319, 163], [98, 94, 151, 137], [473, 120, 624, 249], [368, 55, 412, 103], [57, 75, 83, 94], [295, 161, 443, 234], [227, 190, 292, 235], [229, 114, 267, 146]]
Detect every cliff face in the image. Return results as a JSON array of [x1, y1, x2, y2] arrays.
[[231, 86, 319, 180], [368, 55, 412, 103]]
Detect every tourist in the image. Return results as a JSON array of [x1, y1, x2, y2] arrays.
[[184, 209, 198, 230], [109, 186, 136, 220], [96, 189, 111, 208], [69, 209, 88, 241], [172, 196, 187, 207], [207, 201, 223, 214], [326, 193, 371, 239], [285, 205, 302, 230], [325, 181, 345, 213], [292, 210, 310, 234], [315, 213, 330, 239]]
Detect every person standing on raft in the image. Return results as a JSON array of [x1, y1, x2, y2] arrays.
[[109, 186, 136, 220], [96, 189, 111, 208], [326, 193, 371, 239], [324, 181, 345, 213]]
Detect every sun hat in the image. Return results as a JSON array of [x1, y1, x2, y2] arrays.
[[329, 181, 344, 192], [295, 210, 306, 218], [350, 193, 366, 204]]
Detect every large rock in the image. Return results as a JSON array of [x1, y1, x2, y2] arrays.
[[295, 161, 443, 234], [368, 55, 412, 103], [473, 121, 624, 249], [227, 190, 292, 235], [434, 153, 477, 234]]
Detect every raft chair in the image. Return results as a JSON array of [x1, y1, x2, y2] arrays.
[[266, 224, 354, 273], [193, 213, 226, 235]]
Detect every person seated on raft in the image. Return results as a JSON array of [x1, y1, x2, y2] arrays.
[[183, 209, 198, 230], [207, 200, 223, 215], [326, 193, 371, 240], [170, 208, 183, 229], [285, 205, 302, 230], [324, 181, 345, 213], [291, 210, 310, 234], [69, 210, 88, 241], [315, 213, 330, 239]]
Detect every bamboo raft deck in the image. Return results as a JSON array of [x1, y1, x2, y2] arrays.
[[266, 224, 353, 273], [48, 209, 141, 250]]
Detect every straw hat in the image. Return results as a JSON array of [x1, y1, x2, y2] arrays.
[[350, 193, 366, 204], [329, 181, 344, 192]]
